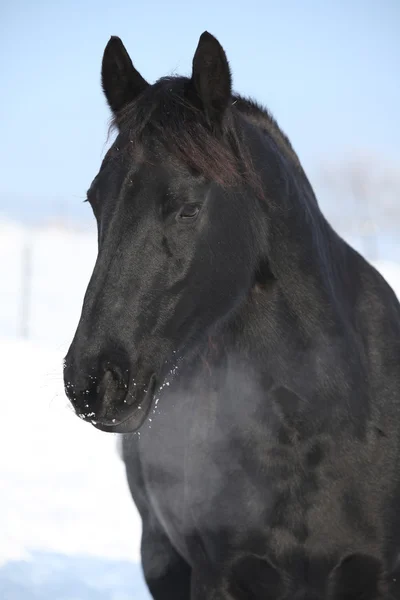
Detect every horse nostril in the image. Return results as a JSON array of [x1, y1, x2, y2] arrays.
[[63, 359, 131, 424], [96, 368, 128, 418]]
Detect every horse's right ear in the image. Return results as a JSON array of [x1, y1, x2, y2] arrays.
[[101, 36, 149, 117], [188, 31, 232, 129]]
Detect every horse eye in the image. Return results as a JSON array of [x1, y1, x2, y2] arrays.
[[177, 204, 200, 222]]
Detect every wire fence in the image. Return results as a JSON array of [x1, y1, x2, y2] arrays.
[[0, 219, 96, 348]]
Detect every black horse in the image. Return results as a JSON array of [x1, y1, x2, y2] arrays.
[[63, 32, 400, 599]]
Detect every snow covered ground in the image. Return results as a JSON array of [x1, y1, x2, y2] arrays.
[[0, 341, 151, 598], [0, 218, 150, 598], [0, 339, 142, 566], [1, 216, 400, 598]]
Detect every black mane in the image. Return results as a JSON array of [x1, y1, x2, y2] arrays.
[[110, 76, 301, 198]]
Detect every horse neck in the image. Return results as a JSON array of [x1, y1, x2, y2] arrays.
[[212, 251, 360, 405]]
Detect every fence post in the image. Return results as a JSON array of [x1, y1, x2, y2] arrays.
[[20, 231, 33, 339]]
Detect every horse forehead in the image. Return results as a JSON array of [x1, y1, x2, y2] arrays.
[[98, 136, 202, 209]]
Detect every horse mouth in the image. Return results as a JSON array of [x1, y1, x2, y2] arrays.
[[91, 373, 157, 434]]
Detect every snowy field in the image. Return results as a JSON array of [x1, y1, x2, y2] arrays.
[[1, 216, 400, 599], [0, 218, 150, 599]]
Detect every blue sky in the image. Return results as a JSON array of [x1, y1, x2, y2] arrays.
[[1, 0, 399, 223]]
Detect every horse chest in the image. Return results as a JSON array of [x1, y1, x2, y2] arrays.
[[137, 388, 302, 558], [137, 389, 390, 567]]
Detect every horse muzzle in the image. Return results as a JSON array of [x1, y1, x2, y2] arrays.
[[63, 358, 157, 433]]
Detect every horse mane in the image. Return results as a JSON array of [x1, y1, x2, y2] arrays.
[[231, 95, 302, 169], [110, 76, 301, 198]]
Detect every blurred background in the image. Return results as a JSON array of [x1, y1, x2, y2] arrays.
[[1, 0, 399, 598]]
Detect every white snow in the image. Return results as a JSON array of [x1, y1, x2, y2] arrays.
[[0, 337, 142, 567], [0, 217, 143, 577]]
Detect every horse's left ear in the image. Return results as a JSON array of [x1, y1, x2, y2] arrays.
[[101, 36, 149, 117], [189, 31, 232, 127]]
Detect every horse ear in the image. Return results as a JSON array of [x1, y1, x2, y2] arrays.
[[189, 31, 232, 127], [101, 36, 149, 116]]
